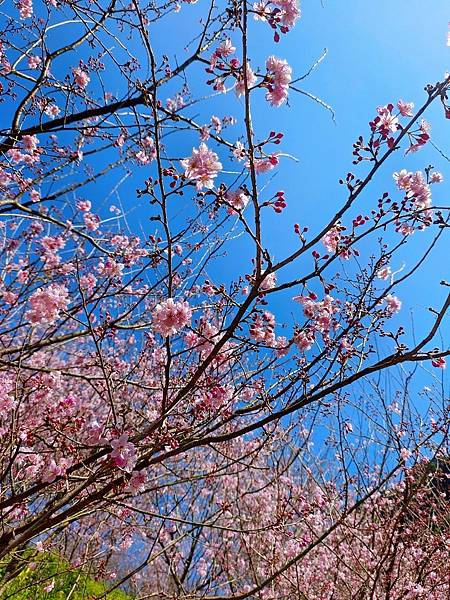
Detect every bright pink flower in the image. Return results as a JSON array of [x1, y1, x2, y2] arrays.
[[110, 434, 137, 472], [42, 458, 70, 483], [152, 298, 192, 337], [431, 356, 446, 369], [26, 283, 69, 325], [181, 143, 222, 190]]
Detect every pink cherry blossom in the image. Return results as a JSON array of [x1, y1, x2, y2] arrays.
[[226, 188, 250, 214], [44, 103, 61, 118], [152, 298, 192, 337], [42, 458, 71, 483], [265, 56, 292, 106], [376, 104, 399, 134], [27, 55, 41, 69], [73, 67, 90, 89], [16, 0, 33, 19], [181, 143, 222, 190], [384, 294, 402, 315], [125, 470, 147, 494], [235, 63, 258, 97], [76, 199, 92, 212], [110, 434, 137, 472], [397, 99, 414, 117], [26, 283, 69, 325], [377, 266, 392, 280]]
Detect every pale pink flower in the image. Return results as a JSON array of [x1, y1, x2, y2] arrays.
[[2, 291, 18, 305], [400, 447, 412, 461], [430, 171, 443, 184], [166, 94, 184, 112], [42, 458, 70, 483], [125, 470, 147, 494], [275, 336, 290, 357], [253, 155, 279, 174], [294, 328, 315, 351], [43, 580, 55, 593], [275, 0, 301, 29], [26, 283, 69, 325], [377, 266, 391, 280], [80, 273, 97, 292], [97, 259, 124, 279], [215, 38, 236, 58], [0, 373, 16, 416], [259, 272, 277, 290], [376, 105, 399, 133], [181, 143, 222, 190], [393, 169, 432, 214], [235, 63, 258, 97], [22, 135, 38, 151], [265, 56, 292, 106], [76, 199, 91, 212], [250, 311, 276, 345], [343, 421, 353, 434], [84, 212, 100, 231], [73, 67, 90, 89], [384, 294, 402, 315], [30, 189, 41, 202], [397, 99, 414, 117], [152, 298, 192, 337], [27, 55, 41, 69], [44, 103, 61, 118], [233, 141, 246, 161], [226, 188, 250, 214]]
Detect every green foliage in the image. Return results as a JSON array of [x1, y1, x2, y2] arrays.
[[0, 552, 133, 600]]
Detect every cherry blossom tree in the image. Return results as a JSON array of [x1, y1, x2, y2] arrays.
[[0, 0, 449, 597]]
